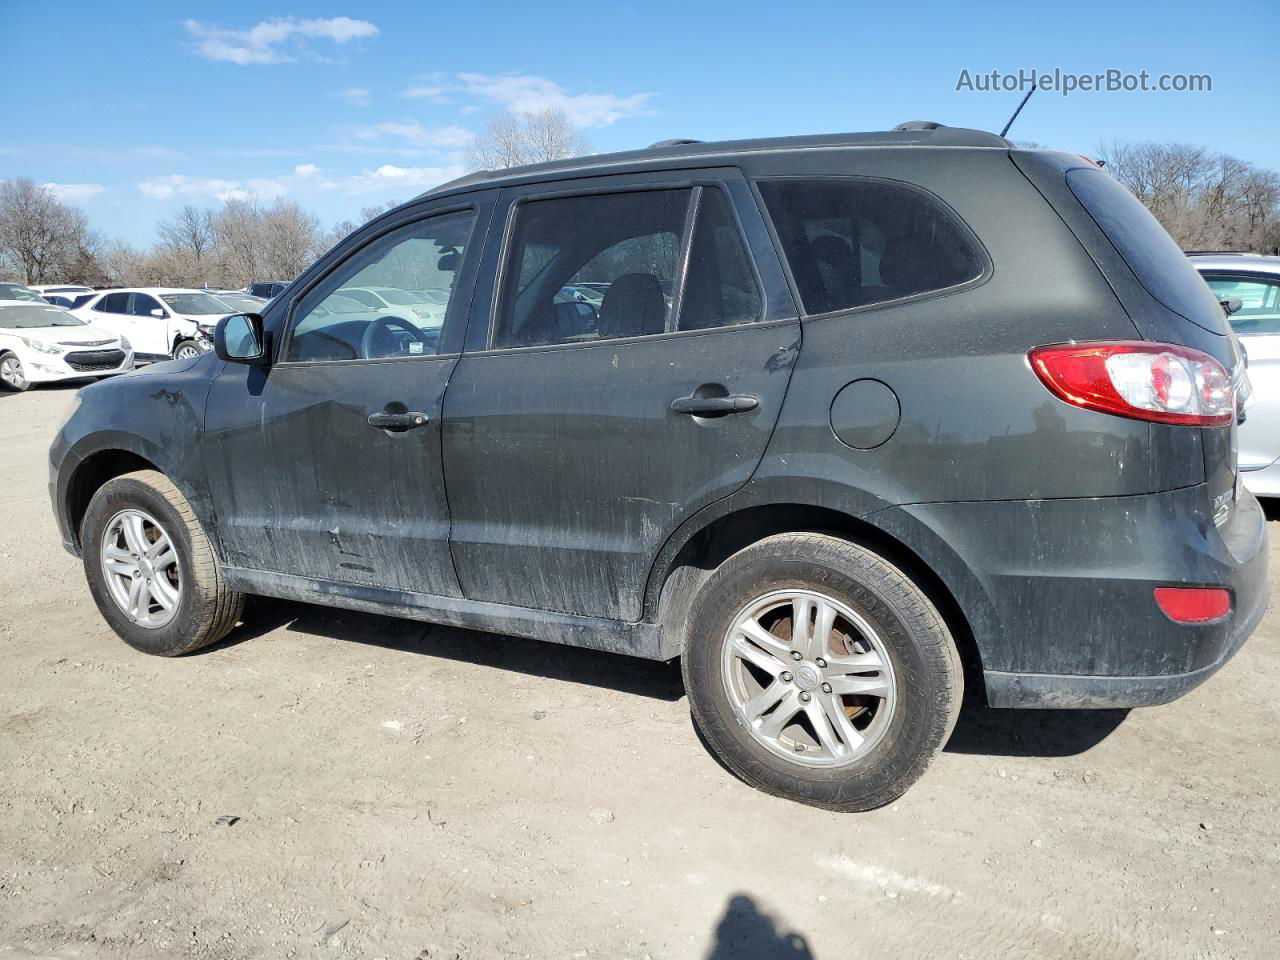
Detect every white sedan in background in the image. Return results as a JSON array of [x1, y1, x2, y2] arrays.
[[71, 288, 235, 362], [1191, 253, 1280, 498], [0, 301, 133, 392]]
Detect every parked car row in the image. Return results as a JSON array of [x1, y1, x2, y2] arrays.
[[0, 280, 274, 390]]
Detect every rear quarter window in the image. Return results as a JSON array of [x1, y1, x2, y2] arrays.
[[1066, 168, 1227, 333], [757, 178, 985, 315]]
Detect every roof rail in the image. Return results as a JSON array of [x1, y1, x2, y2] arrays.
[[892, 121, 945, 131], [649, 138, 703, 148], [1184, 250, 1249, 256]]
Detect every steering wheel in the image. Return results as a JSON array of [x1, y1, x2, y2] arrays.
[[360, 315, 431, 359]]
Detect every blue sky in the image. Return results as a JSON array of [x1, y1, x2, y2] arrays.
[[3, 0, 1276, 246]]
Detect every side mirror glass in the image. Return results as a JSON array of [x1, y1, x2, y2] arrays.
[[214, 313, 267, 365]]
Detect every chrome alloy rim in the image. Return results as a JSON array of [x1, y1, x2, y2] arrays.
[[0, 355, 24, 388], [100, 509, 181, 629], [720, 589, 896, 768]]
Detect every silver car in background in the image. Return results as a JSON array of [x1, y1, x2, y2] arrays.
[[1191, 253, 1280, 498]]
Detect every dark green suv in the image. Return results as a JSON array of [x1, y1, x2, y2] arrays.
[[50, 125, 1268, 810]]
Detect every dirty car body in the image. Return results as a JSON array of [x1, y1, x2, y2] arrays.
[[50, 126, 1269, 809]]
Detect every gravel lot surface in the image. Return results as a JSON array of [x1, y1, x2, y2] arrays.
[[2, 384, 1277, 959]]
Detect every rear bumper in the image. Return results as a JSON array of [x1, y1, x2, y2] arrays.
[[872, 484, 1270, 709]]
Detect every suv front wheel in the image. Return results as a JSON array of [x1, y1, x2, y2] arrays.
[[683, 533, 963, 811], [81, 470, 244, 656]]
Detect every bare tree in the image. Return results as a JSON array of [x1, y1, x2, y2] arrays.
[[157, 205, 216, 264], [259, 199, 322, 280], [0, 178, 96, 282], [470, 108, 591, 170]]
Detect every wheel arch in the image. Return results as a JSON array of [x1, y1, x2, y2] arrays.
[[61, 435, 214, 557], [645, 495, 991, 696]]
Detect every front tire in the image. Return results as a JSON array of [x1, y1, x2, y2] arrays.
[[172, 340, 201, 361], [682, 533, 963, 811], [81, 470, 244, 656], [0, 352, 31, 392]]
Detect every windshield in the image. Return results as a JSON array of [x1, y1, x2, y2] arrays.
[[0, 283, 46, 303], [0, 303, 87, 329], [371, 288, 422, 306], [160, 293, 233, 315]]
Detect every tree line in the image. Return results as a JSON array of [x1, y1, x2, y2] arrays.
[[2, 126, 1277, 289]]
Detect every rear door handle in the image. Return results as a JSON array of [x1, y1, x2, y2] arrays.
[[367, 411, 430, 431], [670, 394, 759, 415]]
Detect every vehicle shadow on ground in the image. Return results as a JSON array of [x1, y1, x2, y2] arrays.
[[944, 701, 1129, 757], [706, 895, 814, 960], [202, 596, 686, 702]]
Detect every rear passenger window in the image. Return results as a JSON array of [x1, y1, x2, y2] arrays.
[[493, 186, 762, 349], [758, 178, 984, 314], [96, 292, 129, 313]]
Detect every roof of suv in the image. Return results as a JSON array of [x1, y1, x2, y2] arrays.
[[420, 125, 1011, 199], [1188, 253, 1280, 275]]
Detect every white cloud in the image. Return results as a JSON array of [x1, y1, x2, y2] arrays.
[[337, 86, 372, 107], [402, 83, 451, 103], [294, 163, 321, 178], [183, 16, 379, 65], [137, 174, 249, 202], [342, 163, 467, 195], [41, 182, 105, 203], [455, 72, 653, 127], [352, 121, 474, 149]]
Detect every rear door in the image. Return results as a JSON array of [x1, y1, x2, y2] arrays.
[[442, 170, 800, 622]]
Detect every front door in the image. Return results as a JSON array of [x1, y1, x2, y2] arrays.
[[203, 195, 493, 595], [442, 171, 800, 622]]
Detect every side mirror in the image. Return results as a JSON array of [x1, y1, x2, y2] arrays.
[[214, 313, 268, 365], [437, 249, 461, 272], [151, 308, 167, 318], [1220, 298, 1243, 316]]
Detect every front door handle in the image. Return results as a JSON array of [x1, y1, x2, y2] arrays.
[[671, 394, 759, 415], [367, 411, 430, 431]]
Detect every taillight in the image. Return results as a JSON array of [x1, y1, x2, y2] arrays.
[[1154, 587, 1231, 623], [1029, 341, 1234, 427]]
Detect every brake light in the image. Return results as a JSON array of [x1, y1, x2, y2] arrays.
[[1029, 341, 1234, 427], [1154, 587, 1231, 623]]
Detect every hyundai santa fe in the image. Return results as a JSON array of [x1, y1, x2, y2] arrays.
[[49, 124, 1269, 810]]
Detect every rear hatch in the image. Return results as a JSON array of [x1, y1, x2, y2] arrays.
[[1012, 151, 1243, 520]]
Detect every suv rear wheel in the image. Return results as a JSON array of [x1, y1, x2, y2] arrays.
[[683, 533, 962, 811], [81, 470, 243, 656]]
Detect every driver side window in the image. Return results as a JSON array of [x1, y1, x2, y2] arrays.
[[284, 209, 476, 363]]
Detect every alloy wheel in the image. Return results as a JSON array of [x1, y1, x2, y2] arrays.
[[720, 589, 896, 768], [100, 509, 182, 629], [0, 355, 25, 389]]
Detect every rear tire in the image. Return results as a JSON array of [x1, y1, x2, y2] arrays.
[[81, 470, 243, 656], [0, 352, 31, 392], [682, 533, 963, 811]]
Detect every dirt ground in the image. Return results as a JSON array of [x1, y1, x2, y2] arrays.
[[1, 383, 1277, 960]]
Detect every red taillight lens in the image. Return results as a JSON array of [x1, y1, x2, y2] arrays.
[[1154, 587, 1231, 623], [1029, 341, 1234, 427]]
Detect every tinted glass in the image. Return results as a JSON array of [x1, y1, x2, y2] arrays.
[[285, 209, 475, 362], [0, 304, 85, 328], [129, 293, 162, 316], [96, 292, 129, 313], [494, 189, 689, 348], [1067, 168, 1228, 333], [160, 293, 232, 315], [1204, 275, 1280, 336], [758, 178, 984, 315], [678, 188, 762, 331]]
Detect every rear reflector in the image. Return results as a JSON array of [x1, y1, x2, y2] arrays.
[[1029, 341, 1234, 427], [1154, 587, 1231, 623]]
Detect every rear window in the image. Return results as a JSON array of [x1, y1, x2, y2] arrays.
[[757, 178, 985, 315], [1066, 168, 1227, 333]]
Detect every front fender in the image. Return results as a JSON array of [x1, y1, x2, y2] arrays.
[[49, 355, 218, 555]]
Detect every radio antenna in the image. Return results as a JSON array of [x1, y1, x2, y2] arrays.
[[999, 86, 1036, 138]]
